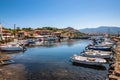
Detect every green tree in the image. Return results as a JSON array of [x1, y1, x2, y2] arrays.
[[22, 27, 32, 31]]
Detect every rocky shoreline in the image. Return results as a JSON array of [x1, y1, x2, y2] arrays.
[[108, 38, 120, 80]]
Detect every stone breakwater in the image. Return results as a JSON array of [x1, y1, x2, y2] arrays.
[[108, 38, 120, 80]]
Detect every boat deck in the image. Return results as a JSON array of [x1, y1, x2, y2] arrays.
[[73, 56, 106, 63]]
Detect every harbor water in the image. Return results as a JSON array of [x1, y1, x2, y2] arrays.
[[0, 39, 109, 80]]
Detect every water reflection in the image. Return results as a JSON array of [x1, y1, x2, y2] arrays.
[[28, 39, 87, 48]]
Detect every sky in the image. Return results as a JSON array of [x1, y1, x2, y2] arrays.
[[0, 0, 120, 29]]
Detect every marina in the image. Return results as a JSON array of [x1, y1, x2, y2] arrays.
[[0, 39, 109, 80], [0, 0, 120, 80], [0, 33, 119, 80]]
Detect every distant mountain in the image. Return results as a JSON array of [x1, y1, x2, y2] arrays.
[[80, 26, 120, 34]]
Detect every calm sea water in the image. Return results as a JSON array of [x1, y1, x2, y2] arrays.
[[8, 39, 108, 80]]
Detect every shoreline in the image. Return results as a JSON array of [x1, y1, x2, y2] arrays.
[[108, 37, 120, 80]]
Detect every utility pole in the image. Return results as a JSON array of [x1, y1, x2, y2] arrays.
[[118, 31, 120, 37], [108, 28, 110, 38], [14, 24, 16, 38]]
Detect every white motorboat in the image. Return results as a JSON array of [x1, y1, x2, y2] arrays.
[[83, 50, 112, 54], [71, 54, 106, 66], [92, 38, 115, 47], [88, 45, 111, 51], [82, 50, 112, 58], [96, 41, 114, 47], [34, 41, 44, 46], [0, 43, 26, 51]]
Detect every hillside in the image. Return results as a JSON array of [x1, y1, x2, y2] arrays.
[[64, 27, 80, 32]]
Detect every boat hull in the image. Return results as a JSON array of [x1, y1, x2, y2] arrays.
[[72, 62, 106, 70], [0, 60, 14, 65], [71, 54, 106, 66], [88, 47, 111, 51], [0, 47, 24, 51], [71, 58, 103, 66], [82, 53, 110, 58]]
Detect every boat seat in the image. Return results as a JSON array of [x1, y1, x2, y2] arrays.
[[87, 58, 96, 61]]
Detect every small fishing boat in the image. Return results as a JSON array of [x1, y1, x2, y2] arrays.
[[82, 50, 112, 58], [26, 39, 35, 46], [0, 55, 14, 65], [26, 39, 43, 46], [34, 41, 43, 46], [102, 41, 114, 45], [0, 43, 26, 51], [83, 50, 112, 54], [91, 38, 115, 47], [87, 45, 111, 51], [0, 60, 14, 65], [95, 41, 114, 47], [71, 54, 106, 66]]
